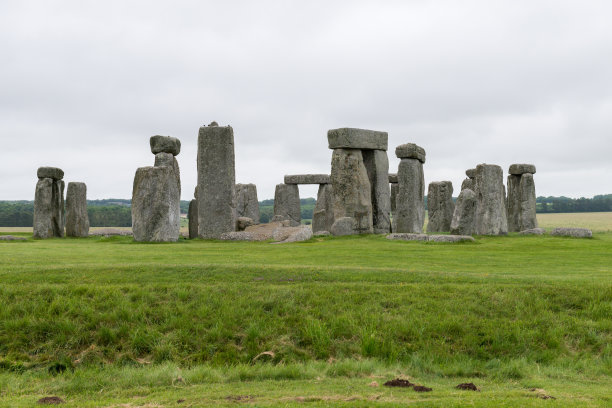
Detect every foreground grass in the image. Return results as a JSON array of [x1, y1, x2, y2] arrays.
[[0, 231, 611, 406]]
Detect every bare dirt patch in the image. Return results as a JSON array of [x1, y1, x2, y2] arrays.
[[37, 396, 64, 404], [456, 382, 479, 391], [412, 385, 433, 392], [383, 378, 413, 387]]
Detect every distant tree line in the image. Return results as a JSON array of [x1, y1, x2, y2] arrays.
[[536, 194, 612, 213]]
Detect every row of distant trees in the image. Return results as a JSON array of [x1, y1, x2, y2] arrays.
[[1, 195, 610, 227]]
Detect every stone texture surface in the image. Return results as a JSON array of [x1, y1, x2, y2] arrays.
[[197, 125, 236, 238], [509, 163, 536, 175], [150, 135, 181, 156], [474, 164, 508, 235], [312, 183, 334, 234], [363, 149, 391, 233], [284, 174, 330, 185], [327, 128, 388, 150], [550, 227, 592, 238], [330, 217, 357, 236], [519, 173, 537, 230], [395, 143, 426, 163], [465, 168, 477, 178], [65, 182, 89, 237], [235, 183, 260, 223], [89, 228, 132, 236], [33, 177, 65, 239], [273, 183, 301, 226], [37, 167, 64, 180], [450, 188, 477, 236], [132, 166, 180, 242], [386, 233, 475, 243], [506, 174, 520, 232], [330, 149, 373, 234], [0, 235, 27, 241], [395, 158, 425, 233], [461, 178, 475, 191], [236, 217, 254, 231], [388, 173, 398, 183], [219, 222, 312, 243], [427, 181, 454, 233], [154, 152, 174, 167], [272, 225, 313, 244], [390, 183, 399, 232], [188, 199, 198, 239], [519, 228, 545, 235]]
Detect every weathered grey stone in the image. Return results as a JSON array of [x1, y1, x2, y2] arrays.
[[386, 233, 429, 241], [313, 230, 331, 237], [37, 167, 64, 180], [272, 225, 313, 244], [197, 125, 236, 238], [519, 173, 537, 230], [465, 168, 477, 179], [550, 227, 592, 238], [519, 228, 545, 235], [65, 182, 89, 237], [330, 217, 357, 236], [236, 217, 254, 231], [330, 149, 373, 234], [33, 177, 65, 239], [427, 181, 454, 233], [395, 158, 425, 233], [428, 234, 475, 243], [474, 164, 508, 235], [312, 183, 335, 233], [271, 215, 286, 223], [461, 178, 475, 191], [327, 128, 388, 150], [450, 188, 477, 235], [132, 166, 180, 242], [89, 228, 132, 236], [509, 163, 536, 175], [273, 184, 301, 226], [386, 233, 474, 242], [363, 149, 391, 234], [154, 152, 174, 167], [188, 199, 198, 239], [150, 135, 181, 156], [284, 174, 330, 185], [0, 235, 27, 241], [395, 143, 426, 163], [390, 183, 399, 232], [219, 222, 312, 243], [388, 173, 398, 183], [236, 183, 260, 223]]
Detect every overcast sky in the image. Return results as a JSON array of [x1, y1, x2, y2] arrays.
[[1, 0, 610, 201]]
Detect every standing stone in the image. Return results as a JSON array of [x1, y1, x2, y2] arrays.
[[427, 181, 454, 233], [362, 150, 391, 233], [395, 144, 426, 233], [33, 167, 65, 239], [506, 174, 521, 232], [132, 166, 181, 242], [188, 199, 198, 239], [312, 183, 334, 233], [236, 183, 260, 223], [519, 173, 537, 230], [390, 183, 399, 232], [461, 178, 475, 191], [197, 124, 236, 238], [273, 183, 301, 226], [65, 182, 89, 237], [450, 188, 477, 235], [474, 164, 508, 235], [507, 164, 537, 232], [330, 149, 373, 234]]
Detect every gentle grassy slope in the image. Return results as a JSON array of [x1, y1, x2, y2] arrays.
[[0, 231, 611, 406]]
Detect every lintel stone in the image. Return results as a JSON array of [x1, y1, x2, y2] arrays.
[[37, 167, 64, 180], [509, 163, 536, 175], [327, 128, 388, 151], [395, 143, 426, 163], [284, 174, 330, 185]]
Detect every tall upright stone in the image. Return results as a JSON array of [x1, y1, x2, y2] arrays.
[[188, 187, 198, 239], [507, 164, 537, 232], [65, 182, 89, 237], [236, 183, 260, 223], [197, 123, 236, 238], [450, 188, 477, 235], [132, 136, 181, 242], [394, 144, 425, 233], [33, 167, 65, 239], [390, 182, 399, 232], [273, 183, 301, 226], [312, 183, 334, 233], [474, 164, 508, 235], [363, 150, 391, 234], [427, 181, 454, 233], [461, 168, 477, 191]]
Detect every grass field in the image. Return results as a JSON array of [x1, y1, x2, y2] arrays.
[[0, 216, 611, 406]]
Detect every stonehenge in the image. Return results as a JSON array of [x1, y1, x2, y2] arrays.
[[65, 182, 89, 237], [394, 143, 425, 233], [132, 136, 181, 242], [328, 128, 391, 235], [236, 183, 260, 224], [474, 164, 508, 235], [507, 164, 537, 232], [33, 167, 65, 239], [197, 123, 236, 239], [273, 183, 301, 226], [427, 181, 454, 233]]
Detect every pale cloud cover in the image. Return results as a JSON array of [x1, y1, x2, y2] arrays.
[[1, 0, 610, 200]]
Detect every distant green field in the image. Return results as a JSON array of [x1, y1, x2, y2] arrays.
[[0, 226, 611, 406]]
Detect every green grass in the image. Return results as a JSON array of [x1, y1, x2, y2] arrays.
[[0, 231, 611, 406]]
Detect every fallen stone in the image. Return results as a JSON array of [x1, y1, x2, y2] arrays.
[[395, 158, 425, 233], [272, 225, 313, 244], [427, 181, 454, 233], [150, 135, 181, 156], [188, 199, 198, 239], [395, 143, 426, 163], [465, 168, 477, 179], [236, 183, 260, 223], [519, 228, 545, 235], [386, 233, 474, 242], [550, 228, 592, 238], [386, 233, 428, 241], [474, 164, 508, 235], [363, 149, 391, 233], [0, 235, 27, 241], [236, 217, 254, 231], [65, 182, 89, 238], [330, 149, 373, 234], [89, 228, 132, 236], [312, 183, 334, 233], [284, 174, 330, 185], [428, 234, 475, 242], [450, 188, 477, 235], [388, 173, 398, 183], [197, 125, 236, 238], [509, 163, 536, 175], [273, 183, 301, 226], [219, 222, 313, 243], [37, 167, 64, 180], [327, 128, 388, 150]]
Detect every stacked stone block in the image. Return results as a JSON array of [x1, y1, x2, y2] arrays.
[[33, 167, 65, 239], [507, 164, 537, 232], [394, 143, 426, 233], [284, 174, 332, 232]]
